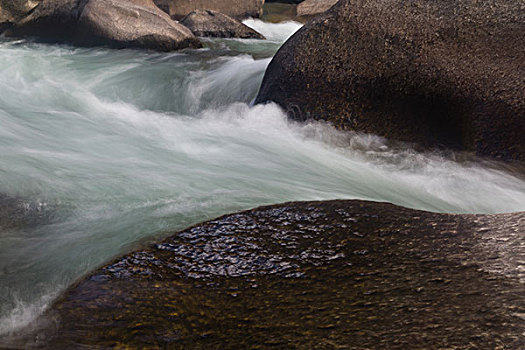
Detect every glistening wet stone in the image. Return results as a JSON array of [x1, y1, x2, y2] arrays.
[[21, 200, 525, 349]]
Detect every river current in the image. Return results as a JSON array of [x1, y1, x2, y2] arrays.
[[0, 19, 524, 335]]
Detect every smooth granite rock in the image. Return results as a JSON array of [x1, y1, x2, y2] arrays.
[[4, 0, 201, 51], [11, 200, 525, 349], [256, 0, 525, 161], [0, 0, 39, 24], [180, 9, 265, 39], [157, 0, 264, 20], [76, 0, 201, 50], [296, 0, 337, 17]]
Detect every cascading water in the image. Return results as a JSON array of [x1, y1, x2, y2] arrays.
[[0, 19, 524, 336]]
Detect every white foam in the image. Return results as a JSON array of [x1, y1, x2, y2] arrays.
[[0, 287, 60, 336], [243, 19, 303, 42]]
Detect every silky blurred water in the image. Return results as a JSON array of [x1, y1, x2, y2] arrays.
[[0, 19, 524, 335]]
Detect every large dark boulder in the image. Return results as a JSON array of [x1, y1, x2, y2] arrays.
[[180, 9, 265, 39], [256, 0, 525, 161], [5, 0, 201, 51], [11, 200, 525, 349], [156, 0, 264, 20]]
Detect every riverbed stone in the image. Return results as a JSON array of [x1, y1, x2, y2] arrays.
[[180, 9, 265, 39], [265, 0, 303, 4], [76, 0, 201, 50], [4, 0, 87, 40], [13, 200, 525, 349], [156, 0, 264, 20], [296, 0, 337, 17], [0, 0, 39, 25], [4, 0, 201, 51], [255, 0, 525, 161]]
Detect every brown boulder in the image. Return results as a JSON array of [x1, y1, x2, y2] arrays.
[[265, 0, 302, 4], [12, 200, 525, 349], [5, 0, 89, 40], [180, 9, 265, 39], [296, 0, 337, 17], [157, 0, 264, 20], [4, 0, 201, 51], [256, 0, 525, 160], [0, 0, 39, 23], [76, 0, 201, 50]]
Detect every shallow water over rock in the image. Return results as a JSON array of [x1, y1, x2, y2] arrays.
[[12, 200, 524, 349], [0, 194, 56, 230]]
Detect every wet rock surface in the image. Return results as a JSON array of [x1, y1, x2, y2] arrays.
[[20, 200, 525, 349], [180, 9, 265, 39], [255, 0, 525, 161]]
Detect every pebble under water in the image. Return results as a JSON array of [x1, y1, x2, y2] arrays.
[[0, 19, 524, 336]]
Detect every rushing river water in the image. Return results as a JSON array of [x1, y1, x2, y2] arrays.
[[0, 19, 524, 336]]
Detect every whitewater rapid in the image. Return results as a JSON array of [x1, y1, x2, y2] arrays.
[[0, 19, 524, 336]]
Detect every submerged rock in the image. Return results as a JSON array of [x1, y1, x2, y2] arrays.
[[180, 9, 265, 39], [4, 0, 201, 51], [0, 194, 56, 230], [157, 0, 264, 20], [16, 200, 525, 349], [256, 0, 525, 161], [296, 0, 337, 17]]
